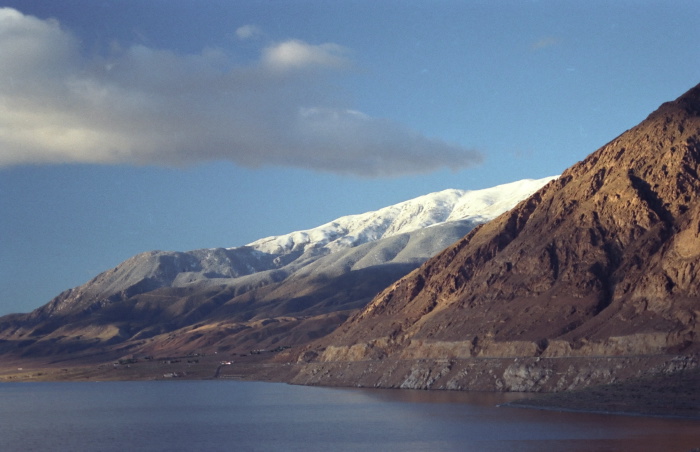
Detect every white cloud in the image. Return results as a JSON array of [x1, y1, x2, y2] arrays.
[[0, 8, 482, 177], [235, 24, 263, 40], [292, 107, 481, 177], [262, 40, 350, 71]]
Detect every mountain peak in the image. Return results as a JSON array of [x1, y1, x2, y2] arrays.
[[665, 82, 700, 114], [307, 83, 700, 363]]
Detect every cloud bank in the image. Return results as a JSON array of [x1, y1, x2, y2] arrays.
[[0, 9, 482, 177]]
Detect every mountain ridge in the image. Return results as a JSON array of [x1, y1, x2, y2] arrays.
[[245, 178, 556, 257], [0, 176, 553, 358], [283, 83, 700, 391], [22, 177, 554, 320]]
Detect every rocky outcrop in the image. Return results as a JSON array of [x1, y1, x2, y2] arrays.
[[294, 84, 700, 387], [287, 355, 698, 393]]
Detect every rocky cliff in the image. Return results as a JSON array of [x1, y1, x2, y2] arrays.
[[289, 84, 700, 391]]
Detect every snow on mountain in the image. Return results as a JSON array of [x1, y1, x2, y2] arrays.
[[27, 176, 556, 319], [246, 176, 557, 257]]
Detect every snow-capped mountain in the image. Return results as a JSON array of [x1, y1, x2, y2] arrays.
[[247, 176, 557, 257], [2, 175, 556, 357], [37, 175, 556, 317]]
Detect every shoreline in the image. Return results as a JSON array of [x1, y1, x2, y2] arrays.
[[1, 355, 699, 421], [498, 366, 700, 421], [501, 400, 700, 421]]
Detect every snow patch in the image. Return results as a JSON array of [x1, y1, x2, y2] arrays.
[[242, 176, 556, 258]]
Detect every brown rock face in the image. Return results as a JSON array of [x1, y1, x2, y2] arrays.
[[311, 84, 700, 362]]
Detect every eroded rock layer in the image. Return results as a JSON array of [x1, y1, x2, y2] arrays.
[[295, 84, 700, 382]]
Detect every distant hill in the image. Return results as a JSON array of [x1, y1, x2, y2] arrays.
[[288, 84, 700, 393], [0, 177, 552, 360]]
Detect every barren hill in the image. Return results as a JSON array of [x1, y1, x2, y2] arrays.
[[289, 84, 700, 392]]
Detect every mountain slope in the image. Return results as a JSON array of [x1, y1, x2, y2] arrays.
[[289, 84, 700, 390], [0, 177, 552, 358], [246, 177, 556, 258]]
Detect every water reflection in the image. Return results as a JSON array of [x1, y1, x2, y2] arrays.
[[339, 385, 526, 406], [321, 384, 700, 452], [1, 381, 698, 452]]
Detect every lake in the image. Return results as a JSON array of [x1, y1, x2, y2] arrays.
[[0, 380, 698, 451]]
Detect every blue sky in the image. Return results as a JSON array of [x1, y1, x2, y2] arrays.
[[1, 0, 698, 315]]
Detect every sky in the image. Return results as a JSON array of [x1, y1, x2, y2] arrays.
[[1, 0, 699, 316]]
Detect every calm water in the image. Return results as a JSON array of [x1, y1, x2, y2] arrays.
[[0, 381, 698, 452]]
